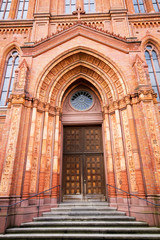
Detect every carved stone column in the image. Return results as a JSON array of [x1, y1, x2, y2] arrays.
[[124, 96, 145, 195], [38, 105, 49, 194], [0, 97, 25, 196], [103, 106, 116, 198], [109, 102, 128, 194], [23, 100, 38, 197], [52, 107, 61, 198], [132, 90, 160, 195]]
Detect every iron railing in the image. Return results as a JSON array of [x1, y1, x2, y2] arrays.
[[106, 183, 160, 216], [0, 184, 61, 233]]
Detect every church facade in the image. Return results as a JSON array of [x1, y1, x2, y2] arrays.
[[0, 0, 160, 232]]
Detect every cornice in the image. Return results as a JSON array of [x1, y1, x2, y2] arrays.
[[0, 19, 33, 28], [128, 13, 160, 20]]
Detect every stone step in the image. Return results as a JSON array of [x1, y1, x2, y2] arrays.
[[43, 211, 126, 216], [1, 233, 160, 239], [6, 227, 160, 234], [2, 201, 160, 240], [51, 206, 116, 211], [33, 216, 136, 221], [58, 202, 109, 207], [21, 221, 148, 227]]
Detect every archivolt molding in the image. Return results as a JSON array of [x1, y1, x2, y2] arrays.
[[37, 49, 128, 106], [55, 73, 108, 108], [141, 35, 160, 52], [49, 65, 114, 107]]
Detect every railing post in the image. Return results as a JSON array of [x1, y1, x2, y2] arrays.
[[4, 206, 10, 234], [37, 192, 40, 217], [127, 193, 130, 216]]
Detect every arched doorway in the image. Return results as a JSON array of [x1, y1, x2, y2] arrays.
[[61, 80, 106, 201]]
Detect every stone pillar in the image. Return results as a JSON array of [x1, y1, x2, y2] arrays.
[[131, 90, 160, 196], [23, 100, 38, 197], [52, 107, 61, 198], [0, 97, 25, 196], [125, 0, 135, 14], [109, 102, 129, 194], [126, 100, 145, 195], [103, 106, 116, 198], [35, 0, 51, 13], [144, 0, 155, 13], [110, 0, 126, 9], [38, 105, 49, 194], [110, 10, 130, 38], [27, 0, 36, 19], [8, 0, 19, 19], [139, 94, 160, 193]]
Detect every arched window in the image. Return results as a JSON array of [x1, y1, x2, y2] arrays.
[[17, 0, 29, 19], [0, 50, 19, 106], [145, 45, 160, 101], [152, 0, 160, 12], [84, 0, 95, 13], [133, 0, 145, 13], [0, 0, 12, 19], [65, 0, 76, 14]]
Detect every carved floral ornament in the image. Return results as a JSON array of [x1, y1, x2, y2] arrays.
[[7, 89, 157, 114]]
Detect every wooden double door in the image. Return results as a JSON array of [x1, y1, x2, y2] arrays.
[[63, 126, 105, 198]]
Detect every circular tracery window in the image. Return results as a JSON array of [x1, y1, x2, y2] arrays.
[[70, 90, 93, 111]]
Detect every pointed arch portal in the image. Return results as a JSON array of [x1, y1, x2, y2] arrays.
[[34, 48, 129, 201]]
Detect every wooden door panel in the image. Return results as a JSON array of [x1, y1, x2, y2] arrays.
[[85, 154, 105, 195], [84, 127, 102, 152], [63, 155, 81, 195], [63, 127, 82, 153]]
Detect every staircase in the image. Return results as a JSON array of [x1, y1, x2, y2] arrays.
[[0, 201, 160, 239]]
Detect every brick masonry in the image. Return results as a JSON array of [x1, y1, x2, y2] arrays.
[[0, 0, 160, 233]]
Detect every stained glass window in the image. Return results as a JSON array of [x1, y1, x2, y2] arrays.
[[133, 0, 145, 13], [152, 0, 160, 12], [17, 0, 29, 19], [71, 91, 93, 111], [0, 51, 19, 106], [145, 45, 160, 101], [0, 0, 12, 19]]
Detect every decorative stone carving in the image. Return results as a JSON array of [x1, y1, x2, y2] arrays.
[[13, 59, 29, 93], [0, 107, 21, 194], [30, 111, 43, 193], [133, 55, 148, 85], [110, 114, 122, 189], [143, 102, 160, 187], [121, 110, 138, 192], [44, 115, 54, 191]]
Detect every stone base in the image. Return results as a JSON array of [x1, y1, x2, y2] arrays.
[[109, 196, 160, 226], [0, 197, 58, 234]]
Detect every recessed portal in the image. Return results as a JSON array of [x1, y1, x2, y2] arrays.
[[62, 81, 105, 201]]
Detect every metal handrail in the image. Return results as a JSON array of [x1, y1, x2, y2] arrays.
[[0, 185, 61, 209], [0, 184, 61, 233], [106, 183, 160, 207], [106, 183, 160, 216]]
